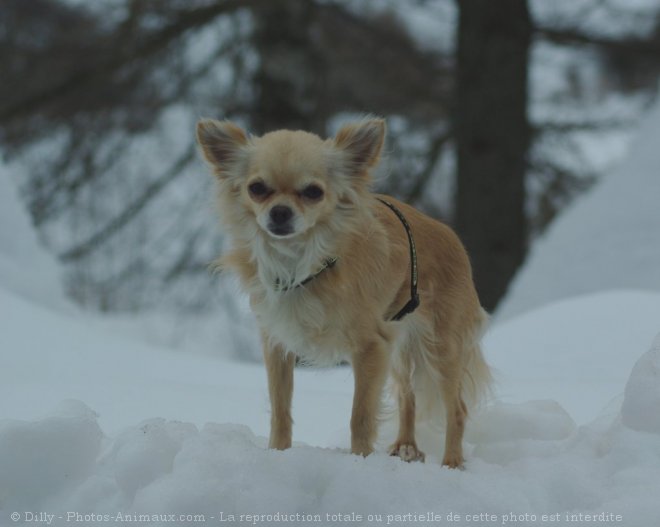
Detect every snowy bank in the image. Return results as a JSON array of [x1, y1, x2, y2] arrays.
[[2, 382, 660, 527], [485, 290, 660, 424], [621, 333, 660, 434], [2, 268, 660, 525], [497, 98, 660, 321]]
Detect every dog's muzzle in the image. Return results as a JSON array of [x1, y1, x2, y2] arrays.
[[267, 205, 294, 236]]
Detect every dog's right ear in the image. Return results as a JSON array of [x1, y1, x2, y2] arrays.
[[196, 119, 249, 176]]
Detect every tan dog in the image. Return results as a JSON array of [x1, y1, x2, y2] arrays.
[[196, 117, 491, 468]]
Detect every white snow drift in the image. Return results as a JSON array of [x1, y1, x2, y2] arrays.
[[497, 98, 660, 321]]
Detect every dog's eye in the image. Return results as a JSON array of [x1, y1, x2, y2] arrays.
[[248, 181, 269, 197], [300, 185, 324, 200]]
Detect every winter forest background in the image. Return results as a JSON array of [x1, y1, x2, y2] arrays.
[[2, 0, 660, 523], [3, 0, 660, 340]]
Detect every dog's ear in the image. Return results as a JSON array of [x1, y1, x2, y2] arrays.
[[334, 118, 386, 175], [196, 119, 249, 176]]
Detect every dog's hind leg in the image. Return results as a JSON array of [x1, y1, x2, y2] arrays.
[[440, 318, 491, 468], [439, 367, 468, 469], [263, 340, 295, 450], [350, 338, 389, 457], [388, 351, 425, 462]]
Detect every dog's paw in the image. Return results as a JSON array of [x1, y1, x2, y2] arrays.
[[389, 443, 425, 463], [441, 454, 465, 469], [351, 441, 374, 457]]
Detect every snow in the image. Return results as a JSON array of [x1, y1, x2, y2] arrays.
[[486, 290, 660, 425], [0, 401, 102, 511], [2, 394, 660, 525], [0, 169, 69, 311], [0, 286, 352, 441], [497, 94, 660, 321], [621, 333, 660, 434]]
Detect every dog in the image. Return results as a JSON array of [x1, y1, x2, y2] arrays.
[[196, 117, 491, 468]]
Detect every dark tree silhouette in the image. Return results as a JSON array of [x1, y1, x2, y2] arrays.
[[454, 0, 532, 311]]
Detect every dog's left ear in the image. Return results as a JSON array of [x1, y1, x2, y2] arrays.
[[334, 118, 386, 176]]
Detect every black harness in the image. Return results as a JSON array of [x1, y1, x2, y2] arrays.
[[376, 198, 420, 321], [275, 198, 420, 322], [274, 257, 337, 292]]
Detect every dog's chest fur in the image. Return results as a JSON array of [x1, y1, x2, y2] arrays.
[[251, 287, 350, 365]]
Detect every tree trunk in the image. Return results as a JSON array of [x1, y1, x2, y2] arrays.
[[455, 0, 532, 311], [251, 0, 328, 135]]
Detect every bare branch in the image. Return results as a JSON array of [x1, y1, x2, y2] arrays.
[[403, 131, 451, 203], [60, 145, 196, 262], [0, 0, 258, 124], [535, 26, 660, 59]]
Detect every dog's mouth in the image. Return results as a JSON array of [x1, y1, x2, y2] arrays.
[[266, 224, 296, 238]]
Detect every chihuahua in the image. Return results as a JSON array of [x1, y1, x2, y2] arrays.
[[196, 117, 491, 467]]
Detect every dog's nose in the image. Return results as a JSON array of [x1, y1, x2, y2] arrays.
[[269, 205, 293, 225]]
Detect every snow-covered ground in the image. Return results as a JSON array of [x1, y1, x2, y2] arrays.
[[1, 280, 659, 526], [2, 270, 660, 526], [2, 104, 660, 527], [486, 290, 660, 425]]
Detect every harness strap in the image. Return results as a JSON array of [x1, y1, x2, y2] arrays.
[[275, 257, 337, 292], [376, 198, 420, 321]]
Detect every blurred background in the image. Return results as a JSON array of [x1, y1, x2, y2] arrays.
[[1, 0, 659, 359]]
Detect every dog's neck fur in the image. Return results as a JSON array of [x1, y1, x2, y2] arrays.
[[239, 202, 370, 294], [251, 229, 333, 292]]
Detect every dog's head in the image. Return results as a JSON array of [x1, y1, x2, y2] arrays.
[[196, 118, 385, 241]]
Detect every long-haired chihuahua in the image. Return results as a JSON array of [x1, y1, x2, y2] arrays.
[[196, 117, 491, 468]]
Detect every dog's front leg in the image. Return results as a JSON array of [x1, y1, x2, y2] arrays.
[[263, 340, 295, 450], [350, 339, 389, 456]]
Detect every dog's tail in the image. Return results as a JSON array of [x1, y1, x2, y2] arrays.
[[410, 307, 492, 425], [459, 308, 493, 412]]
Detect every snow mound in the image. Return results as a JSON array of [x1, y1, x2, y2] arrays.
[[108, 419, 199, 500], [467, 400, 576, 444], [2, 400, 660, 526], [0, 170, 68, 310], [497, 98, 660, 320], [0, 400, 102, 510], [465, 401, 576, 466], [485, 289, 660, 424], [621, 333, 660, 434]]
